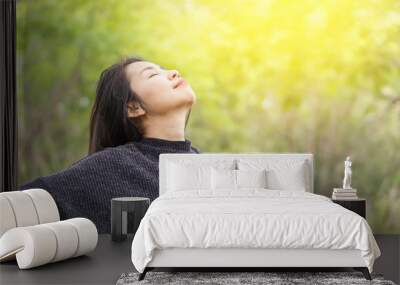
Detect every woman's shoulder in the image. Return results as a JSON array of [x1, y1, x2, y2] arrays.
[[19, 176, 48, 191], [69, 144, 139, 167], [19, 145, 138, 189]]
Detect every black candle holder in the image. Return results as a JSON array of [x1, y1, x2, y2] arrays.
[[111, 197, 150, 242]]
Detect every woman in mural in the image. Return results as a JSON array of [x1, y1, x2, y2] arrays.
[[19, 56, 201, 233]]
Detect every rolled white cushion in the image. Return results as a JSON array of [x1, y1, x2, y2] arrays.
[[0, 189, 60, 239], [23, 189, 60, 224], [64, 218, 98, 257], [0, 218, 98, 269], [0, 196, 17, 237], [0, 191, 39, 227], [42, 221, 79, 262], [0, 225, 57, 269]]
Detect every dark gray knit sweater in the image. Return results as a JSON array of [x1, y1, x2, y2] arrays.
[[18, 137, 200, 233]]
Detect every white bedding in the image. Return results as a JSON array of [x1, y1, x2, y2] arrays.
[[131, 189, 381, 273]]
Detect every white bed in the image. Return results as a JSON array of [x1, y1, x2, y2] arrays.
[[131, 153, 381, 281]]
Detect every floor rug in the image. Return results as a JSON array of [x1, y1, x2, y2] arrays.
[[116, 271, 396, 285]]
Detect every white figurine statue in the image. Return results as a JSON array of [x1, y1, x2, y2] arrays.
[[342, 156, 352, 189]]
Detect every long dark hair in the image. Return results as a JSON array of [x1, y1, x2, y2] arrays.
[[88, 56, 192, 155]]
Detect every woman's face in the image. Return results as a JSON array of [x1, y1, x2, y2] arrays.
[[125, 61, 196, 116]]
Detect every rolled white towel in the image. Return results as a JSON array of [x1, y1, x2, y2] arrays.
[[0, 218, 98, 269]]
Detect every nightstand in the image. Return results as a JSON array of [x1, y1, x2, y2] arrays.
[[332, 198, 366, 218], [111, 197, 150, 242]]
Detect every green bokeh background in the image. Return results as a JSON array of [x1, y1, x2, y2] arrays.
[[17, 0, 400, 233]]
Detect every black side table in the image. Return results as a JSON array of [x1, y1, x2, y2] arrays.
[[111, 197, 150, 242], [332, 198, 366, 218]]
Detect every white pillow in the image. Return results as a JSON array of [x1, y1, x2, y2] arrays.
[[266, 168, 307, 191], [167, 162, 212, 191], [236, 169, 268, 188], [237, 159, 308, 191], [211, 168, 237, 190], [166, 159, 236, 171], [211, 168, 268, 190]]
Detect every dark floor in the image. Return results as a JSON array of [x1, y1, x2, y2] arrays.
[[0, 235, 135, 285], [374, 234, 400, 284], [0, 234, 399, 285]]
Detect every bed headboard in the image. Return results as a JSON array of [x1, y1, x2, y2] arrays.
[[159, 153, 314, 195]]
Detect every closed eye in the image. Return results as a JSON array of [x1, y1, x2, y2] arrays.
[[149, 73, 159, 78]]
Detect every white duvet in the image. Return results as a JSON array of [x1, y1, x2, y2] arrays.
[[131, 189, 381, 273]]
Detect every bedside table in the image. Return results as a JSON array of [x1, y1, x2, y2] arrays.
[[111, 197, 150, 242], [332, 198, 366, 218]]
